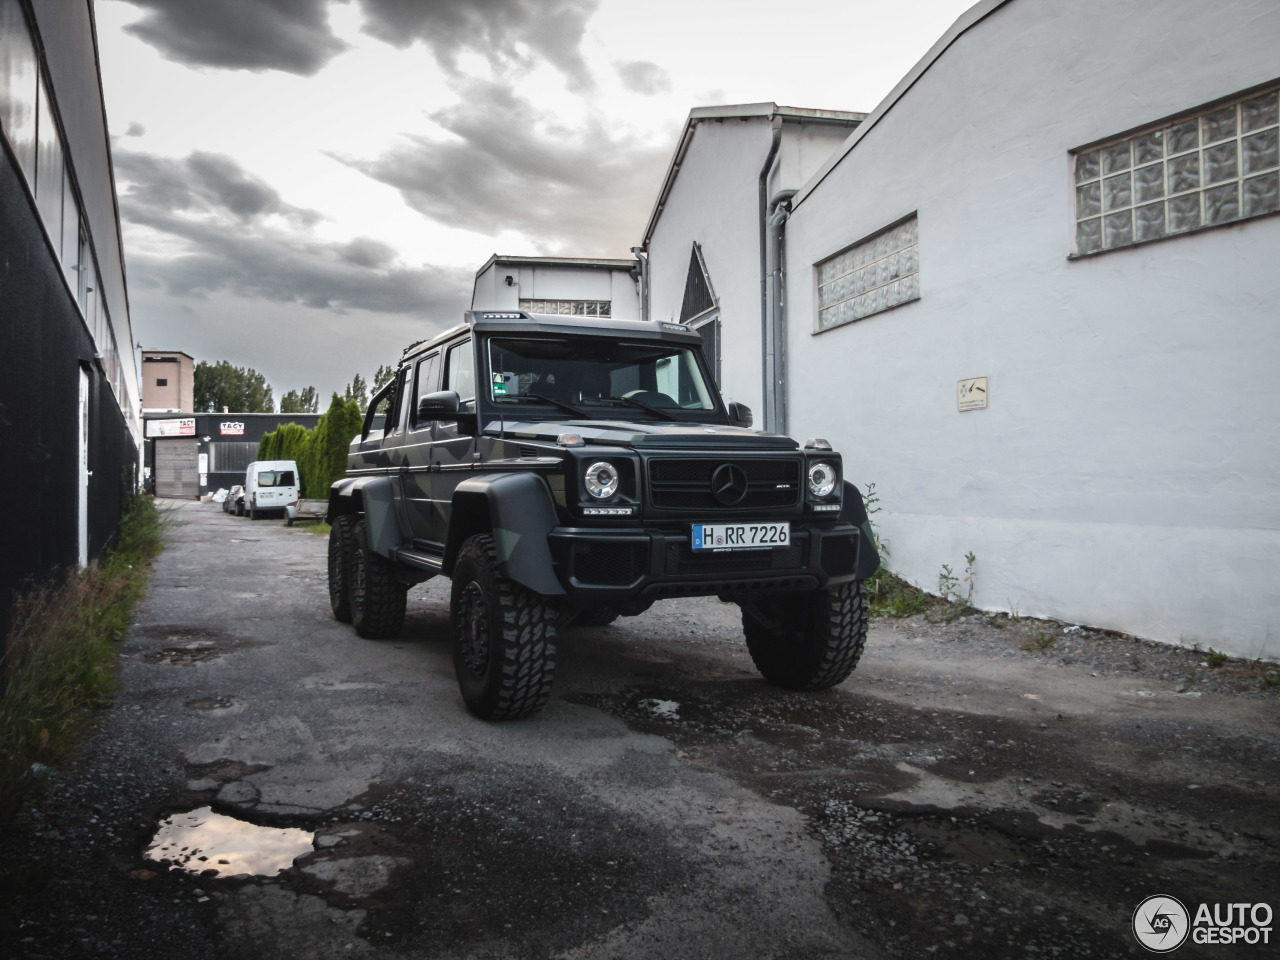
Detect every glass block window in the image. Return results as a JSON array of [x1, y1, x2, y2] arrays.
[[519, 299, 611, 317], [816, 215, 919, 331], [1074, 84, 1280, 255]]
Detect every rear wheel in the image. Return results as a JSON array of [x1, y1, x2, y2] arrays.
[[327, 515, 355, 623], [451, 534, 557, 720], [741, 580, 868, 690], [350, 518, 407, 639]]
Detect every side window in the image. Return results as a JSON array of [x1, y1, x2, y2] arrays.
[[413, 352, 440, 426], [362, 381, 396, 439], [396, 368, 413, 431], [445, 340, 476, 413]]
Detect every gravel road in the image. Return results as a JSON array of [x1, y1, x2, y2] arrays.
[[2, 499, 1277, 959]]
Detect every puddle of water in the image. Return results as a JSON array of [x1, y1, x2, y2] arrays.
[[146, 806, 314, 877]]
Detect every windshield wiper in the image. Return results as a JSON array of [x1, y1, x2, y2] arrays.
[[590, 394, 678, 418], [494, 393, 588, 418]]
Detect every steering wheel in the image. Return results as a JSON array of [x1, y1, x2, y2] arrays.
[[623, 389, 679, 408]]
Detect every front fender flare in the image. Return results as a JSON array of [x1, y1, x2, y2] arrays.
[[445, 472, 565, 596], [840, 481, 881, 580]]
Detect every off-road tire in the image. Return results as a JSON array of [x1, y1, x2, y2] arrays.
[[569, 606, 620, 628], [350, 518, 407, 639], [327, 515, 356, 623], [741, 579, 868, 690], [451, 534, 557, 720]]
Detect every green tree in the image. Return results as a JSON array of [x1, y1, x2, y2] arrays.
[[342, 373, 369, 412], [301, 394, 363, 499], [280, 386, 319, 414], [193, 360, 274, 413], [372, 364, 395, 392]]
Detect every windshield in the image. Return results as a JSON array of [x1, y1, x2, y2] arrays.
[[485, 337, 718, 418]]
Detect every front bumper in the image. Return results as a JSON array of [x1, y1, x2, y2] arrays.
[[546, 521, 868, 602]]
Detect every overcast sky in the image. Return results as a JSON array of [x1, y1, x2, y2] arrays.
[[96, 0, 975, 405]]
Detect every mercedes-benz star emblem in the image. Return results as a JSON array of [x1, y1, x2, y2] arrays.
[[711, 463, 749, 505]]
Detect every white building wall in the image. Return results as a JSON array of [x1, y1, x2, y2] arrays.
[[472, 261, 639, 317], [784, 0, 1280, 658], [648, 119, 774, 415]]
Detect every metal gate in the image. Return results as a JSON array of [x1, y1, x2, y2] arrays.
[[155, 438, 199, 498]]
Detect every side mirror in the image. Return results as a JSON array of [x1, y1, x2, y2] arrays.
[[727, 401, 753, 429], [417, 390, 460, 419]]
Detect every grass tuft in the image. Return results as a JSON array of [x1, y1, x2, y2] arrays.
[[0, 492, 166, 821], [867, 567, 930, 618]]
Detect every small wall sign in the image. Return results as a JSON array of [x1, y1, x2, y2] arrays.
[[958, 377, 988, 412], [220, 421, 245, 435]]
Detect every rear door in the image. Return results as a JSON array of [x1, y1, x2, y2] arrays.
[[401, 351, 441, 546]]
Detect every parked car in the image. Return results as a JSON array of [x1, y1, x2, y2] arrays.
[[222, 484, 245, 516], [244, 460, 299, 520], [326, 310, 878, 720]]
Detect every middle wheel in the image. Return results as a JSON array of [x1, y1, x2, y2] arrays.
[[451, 534, 557, 720]]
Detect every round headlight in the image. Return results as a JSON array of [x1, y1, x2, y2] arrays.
[[585, 461, 620, 500], [807, 461, 837, 498]]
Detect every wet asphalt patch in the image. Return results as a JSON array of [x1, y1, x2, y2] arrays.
[[305, 763, 699, 954], [571, 681, 1280, 959]]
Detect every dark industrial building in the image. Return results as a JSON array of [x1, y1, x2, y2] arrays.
[[142, 413, 322, 498], [1, 0, 141, 636]]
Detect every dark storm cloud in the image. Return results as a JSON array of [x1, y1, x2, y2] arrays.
[[615, 60, 671, 96], [343, 79, 670, 254], [114, 150, 317, 225], [357, 0, 599, 90], [120, 0, 347, 76], [113, 149, 470, 317]]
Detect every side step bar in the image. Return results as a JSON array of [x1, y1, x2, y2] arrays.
[[395, 547, 444, 573]]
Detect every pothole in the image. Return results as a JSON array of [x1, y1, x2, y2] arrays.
[[145, 643, 220, 665], [185, 695, 238, 710], [146, 806, 314, 878]]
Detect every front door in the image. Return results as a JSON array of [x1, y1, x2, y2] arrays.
[[426, 339, 477, 544]]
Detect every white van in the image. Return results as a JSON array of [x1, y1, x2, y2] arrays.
[[244, 460, 299, 520]]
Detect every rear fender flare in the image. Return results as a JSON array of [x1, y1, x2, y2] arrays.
[[444, 472, 565, 596], [327, 476, 403, 558]]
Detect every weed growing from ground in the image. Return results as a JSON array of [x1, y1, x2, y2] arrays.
[[1204, 648, 1229, 668], [1021, 630, 1056, 652], [867, 568, 929, 618], [0, 492, 166, 821]]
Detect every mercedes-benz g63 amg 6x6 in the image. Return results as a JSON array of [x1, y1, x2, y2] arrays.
[[327, 311, 879, 720]]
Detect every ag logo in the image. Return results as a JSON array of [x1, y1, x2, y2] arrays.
[[1133, 895, 1190, 953]]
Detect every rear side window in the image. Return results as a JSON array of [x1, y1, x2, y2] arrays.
[[257, 470, 295, 486], [363, 381, 396, 438]]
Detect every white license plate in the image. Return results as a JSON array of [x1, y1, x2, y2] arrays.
[[691, 522, 790, 551]]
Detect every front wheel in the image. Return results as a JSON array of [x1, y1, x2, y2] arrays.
[[350, 518, 407, 639], [741, 580, 868, 690], [451, 534, 557, 720]]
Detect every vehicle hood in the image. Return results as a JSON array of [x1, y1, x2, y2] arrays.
[[482, 419, 799, 450]]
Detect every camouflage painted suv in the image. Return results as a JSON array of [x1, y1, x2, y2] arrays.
[[326, 311, 879, 720]]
